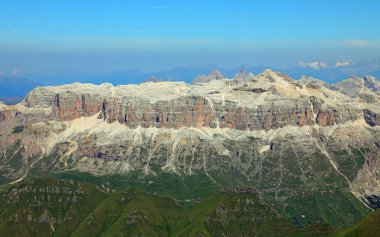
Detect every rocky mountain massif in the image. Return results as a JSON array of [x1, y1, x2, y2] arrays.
[[0, 69, 379, 229]]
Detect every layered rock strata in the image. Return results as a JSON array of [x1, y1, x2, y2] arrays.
[[6, 70, 369, 130]]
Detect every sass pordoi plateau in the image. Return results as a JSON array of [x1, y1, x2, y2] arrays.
[[1, 69, 380, 236]]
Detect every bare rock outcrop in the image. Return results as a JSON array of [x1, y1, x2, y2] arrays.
[[363, 109, 380, 127]]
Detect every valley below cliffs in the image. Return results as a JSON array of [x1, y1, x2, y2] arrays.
[[1, 69, 379, 229]]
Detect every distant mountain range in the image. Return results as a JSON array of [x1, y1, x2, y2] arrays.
[[1, 58, 380, 104], [42, 58, 380, 85], [0, 76, 41, 104], [283, 58, 380, 82]]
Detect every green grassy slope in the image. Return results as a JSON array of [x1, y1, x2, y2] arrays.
[[0, 179, 337, 237], [2, 134, 371, 230], [331, 209, 380, 237]]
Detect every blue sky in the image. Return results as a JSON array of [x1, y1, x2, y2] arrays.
[[0, 0, 379, 72]]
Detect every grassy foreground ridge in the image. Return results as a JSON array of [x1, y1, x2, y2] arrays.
[[0, 179, 378, 237]]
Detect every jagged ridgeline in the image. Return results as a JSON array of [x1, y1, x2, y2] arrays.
[[0, 70, 379, 230]]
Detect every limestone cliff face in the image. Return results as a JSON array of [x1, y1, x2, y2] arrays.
[[99, 96, 319, 130], [0, 110, 13, 122], [300, 74, 380, 127], [17, 70, 367, 130], [52, 93, 103, 121], [315, 105, 362, 126]]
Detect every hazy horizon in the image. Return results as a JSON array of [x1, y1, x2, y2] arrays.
[[1, 0, 380, 73]]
